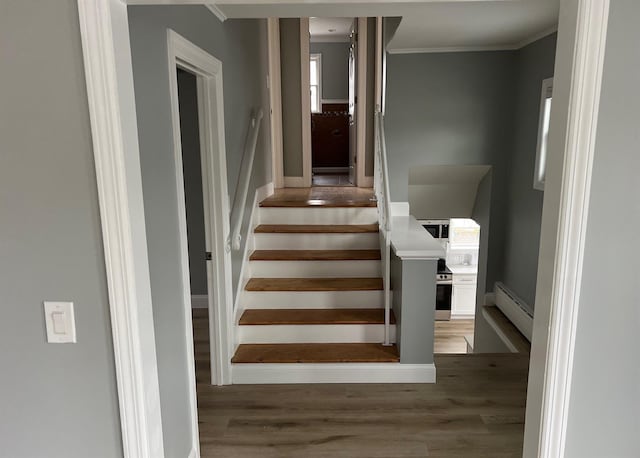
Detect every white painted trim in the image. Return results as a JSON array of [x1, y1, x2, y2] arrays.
[[356, 17, 368, 188], [232, 363, 436, 384], [232, 182, 273, 346], [76, 1, 164, 457], [168, 28, 241, 456], [374, 17, 383, 112], [300, 18, 312, 188], [204, 4, 227, 22], [537, 2, 610, 457], [390, 201, 410, 216], [187, 447, 197, 458], [283, 176, 307, 187], [481, 308, 522, 354], [267, 18, 284, 189]]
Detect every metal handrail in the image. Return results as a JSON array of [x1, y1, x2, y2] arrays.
[[374, 111, 392, 346], [228, 109, 264, 251]]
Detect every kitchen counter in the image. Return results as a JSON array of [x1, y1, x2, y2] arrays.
[[448, 264, 479, 275]]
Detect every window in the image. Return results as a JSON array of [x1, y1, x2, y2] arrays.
[[534, 77, 553, 191], [310, 53, 322, 113]]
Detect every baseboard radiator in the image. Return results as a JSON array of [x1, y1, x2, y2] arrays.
[[494, 282, 533, 342]]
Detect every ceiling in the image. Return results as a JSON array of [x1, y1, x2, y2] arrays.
[[215, 0, 559, 52], [309, 17, 354, 42]]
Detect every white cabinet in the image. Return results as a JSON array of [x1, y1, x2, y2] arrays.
[[452, 274, 477, 317]]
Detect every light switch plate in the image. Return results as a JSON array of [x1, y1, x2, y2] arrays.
[[44, 301, 76, 343]]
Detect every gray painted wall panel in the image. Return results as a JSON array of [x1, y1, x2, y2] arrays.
[[128, 7, 270, 456], [564, 2, 640, 455], [280, 18, 304, 177], [391, 253, 437, 364], [501, 33, 557, 308], [385, 50, 517, 293], [0, 1, 122, 456], [310, 42, 350, 100]]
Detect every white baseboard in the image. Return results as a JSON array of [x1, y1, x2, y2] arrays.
[[284, 176, 306, 187], [390, 201, 410, 216], [191, 295, 208, 309], [187, 446, 198, 458], [231, 363, 436, 384]]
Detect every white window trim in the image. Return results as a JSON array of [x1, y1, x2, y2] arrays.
[[310, 53, 322, 113], [534, 77, 554, 191]]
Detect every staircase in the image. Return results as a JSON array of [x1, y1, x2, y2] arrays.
[[231, 187, 400, 383]]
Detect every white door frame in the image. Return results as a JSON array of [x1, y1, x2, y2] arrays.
[[76, 1, 611, 457], [167, 30, 233, 389], [267, 18, 284, 189]]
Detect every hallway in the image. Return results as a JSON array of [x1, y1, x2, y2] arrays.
[[193, 309, 529, 457]]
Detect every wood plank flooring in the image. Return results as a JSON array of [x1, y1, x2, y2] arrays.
[[192, 309, 529, 457], [245, 277, 383, 292], [254, 224, 379, 233], [239, 308, 395, 325], [434, 319, 475, 354], [250, 249, 381, 261], [260, 187, 376, 207]]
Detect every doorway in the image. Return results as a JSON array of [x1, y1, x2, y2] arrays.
[[308, 17, 355, 186]]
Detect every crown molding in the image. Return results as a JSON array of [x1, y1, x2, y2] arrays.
[[205, 4, 227, 22]]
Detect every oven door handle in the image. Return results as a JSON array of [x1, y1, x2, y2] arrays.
[[437, 280, 453, 285]]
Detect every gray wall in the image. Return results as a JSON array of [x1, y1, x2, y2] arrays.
[[177, 69, 207, 296], [280, 18, 303, 177], [0, 1, 122, 456], [128, 7, 270, 457], [501, 33, 557, 308], [310, 42, 350, 100], [385, 50, 517, 293], [564, 1, 640, 455], [391, 254, 437, 364]]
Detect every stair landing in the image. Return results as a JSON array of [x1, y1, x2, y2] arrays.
[[259, 186, 376, 207]]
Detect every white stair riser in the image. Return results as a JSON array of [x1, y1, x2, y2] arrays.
[[249, 260, 381, 278], [254, 233, 379, 250], [238, 324, 396, 344], [259, 207, 378, 225], [241, 290, 384, 309]]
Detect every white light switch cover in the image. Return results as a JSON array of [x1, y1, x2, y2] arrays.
[[44, 301, 76, 343]]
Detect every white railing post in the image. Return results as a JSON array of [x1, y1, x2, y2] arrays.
[[375, 111, 392, 346], [228, 109, 264, 251]]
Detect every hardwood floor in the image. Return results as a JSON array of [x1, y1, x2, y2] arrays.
[[245, 277, 384, 292], [192, 310, 528, 457], [434, 319, 475, 354]]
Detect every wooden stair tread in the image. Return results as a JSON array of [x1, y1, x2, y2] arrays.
[[260, 199, 376, 208], [482, 305, 531, 354], [250, 249, 381, 261], [239, 308, 395, 325], [255, 224, 379, 234], [245, 277, 383, 292], [232, 343, 399, 363]]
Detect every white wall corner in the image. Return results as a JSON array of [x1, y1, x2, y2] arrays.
[[205, 4, 227, 22], [390, 202, 410, 216]]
